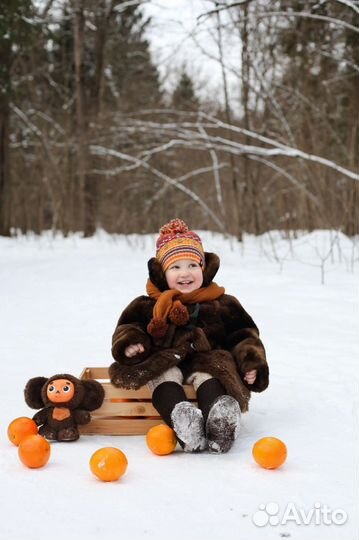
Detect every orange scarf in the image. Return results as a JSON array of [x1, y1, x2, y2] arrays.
[[146, 279, 225, 338]]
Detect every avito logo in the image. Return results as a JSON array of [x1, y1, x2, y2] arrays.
[[252, 502, 348, 527]]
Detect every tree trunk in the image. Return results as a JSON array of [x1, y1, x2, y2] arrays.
[[0, 24, 12, 238], [71, 0, 87, 233], [0, 94, 11, 236], [215, 4, 242, 240], [83, 0, 112, 237], [240, 4, 260, 235]]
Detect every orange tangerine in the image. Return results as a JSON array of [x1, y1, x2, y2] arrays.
[[252, 437, 287, 469], [18, 434, 51, 468], [90, 447, 128, 482], [146, 424, 177, 456], [7, 417, 38, 446]]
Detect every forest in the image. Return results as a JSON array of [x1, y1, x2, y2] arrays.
[[0, 0, 358, 238]]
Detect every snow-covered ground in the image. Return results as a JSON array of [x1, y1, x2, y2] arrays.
[[0, 230, 358, 540]]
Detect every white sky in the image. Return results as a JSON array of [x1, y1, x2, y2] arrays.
[[142, 0, 243, 108]]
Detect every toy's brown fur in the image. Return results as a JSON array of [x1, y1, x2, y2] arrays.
[[24, 374, 105, 441]]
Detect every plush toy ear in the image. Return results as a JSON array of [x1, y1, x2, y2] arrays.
[[147, 257, 168, 291], [80, 380, 105, 411], [24, 377, 48, 409], [202, 252, 220, 286]]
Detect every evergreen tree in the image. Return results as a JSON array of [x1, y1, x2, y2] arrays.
[[91, 2, 162, 113], [0, 0, 37, 235], [172, 71, 199, 110]]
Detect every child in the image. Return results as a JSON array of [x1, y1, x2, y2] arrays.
[[110, 219, 269, 453]]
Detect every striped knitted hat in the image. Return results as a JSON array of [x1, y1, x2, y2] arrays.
[[156, 219, 205, 272]]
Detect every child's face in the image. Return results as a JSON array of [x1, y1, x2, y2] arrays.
[[165, 259, 203, 293]]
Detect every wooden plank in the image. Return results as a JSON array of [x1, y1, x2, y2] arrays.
[[79, 367, 109, 380], [80, 417, 165, 436], [94, 401, 159, 416], [102, 383, 153, 399], [79, 367, 92, 380]]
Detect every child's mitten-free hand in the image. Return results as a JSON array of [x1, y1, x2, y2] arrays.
[[243, 369, 257, 384], [233, 343, 269, 392], [125, 343, 145, 357]]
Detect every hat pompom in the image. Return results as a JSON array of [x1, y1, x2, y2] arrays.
[[159, 218, 189, 236], [169, 301, 189, 326], [147, 318, 168, 339]]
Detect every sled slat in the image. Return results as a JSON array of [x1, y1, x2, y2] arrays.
[[80, 417, 164, 436], [94, 400, 158, 416]]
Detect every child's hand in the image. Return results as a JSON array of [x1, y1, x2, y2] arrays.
[[244, 369, 257, 385], [125, 343, 145, 358]]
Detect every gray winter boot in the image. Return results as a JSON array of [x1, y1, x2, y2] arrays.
[[206, 395, 241, 454], [171, 401, 207, 453], [151, 381, 207, 452], [196, 378, 241, 454]]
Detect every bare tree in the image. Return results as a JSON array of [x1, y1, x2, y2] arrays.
[[2, 0, 358, 238], [71, 0, 87, 232]]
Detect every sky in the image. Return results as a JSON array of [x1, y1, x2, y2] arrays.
[[142, 0, 243, 107]]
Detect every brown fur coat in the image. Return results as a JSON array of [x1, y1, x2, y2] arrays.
[[109, 253, 269, 412]]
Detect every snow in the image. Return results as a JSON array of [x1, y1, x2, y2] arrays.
[[0, 230, 358, 540]]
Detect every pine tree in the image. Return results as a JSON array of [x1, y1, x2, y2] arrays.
[[0, 0, 36, 235], [172, 71, 199, 110], [96, 2, 162, 112]]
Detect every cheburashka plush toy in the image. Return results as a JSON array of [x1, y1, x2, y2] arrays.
[[24, 373, 105, 442]]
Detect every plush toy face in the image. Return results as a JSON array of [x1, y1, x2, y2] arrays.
[[46, 379, 75, 403]]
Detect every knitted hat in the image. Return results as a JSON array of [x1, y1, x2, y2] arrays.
[[156, 219, 205, 272]]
